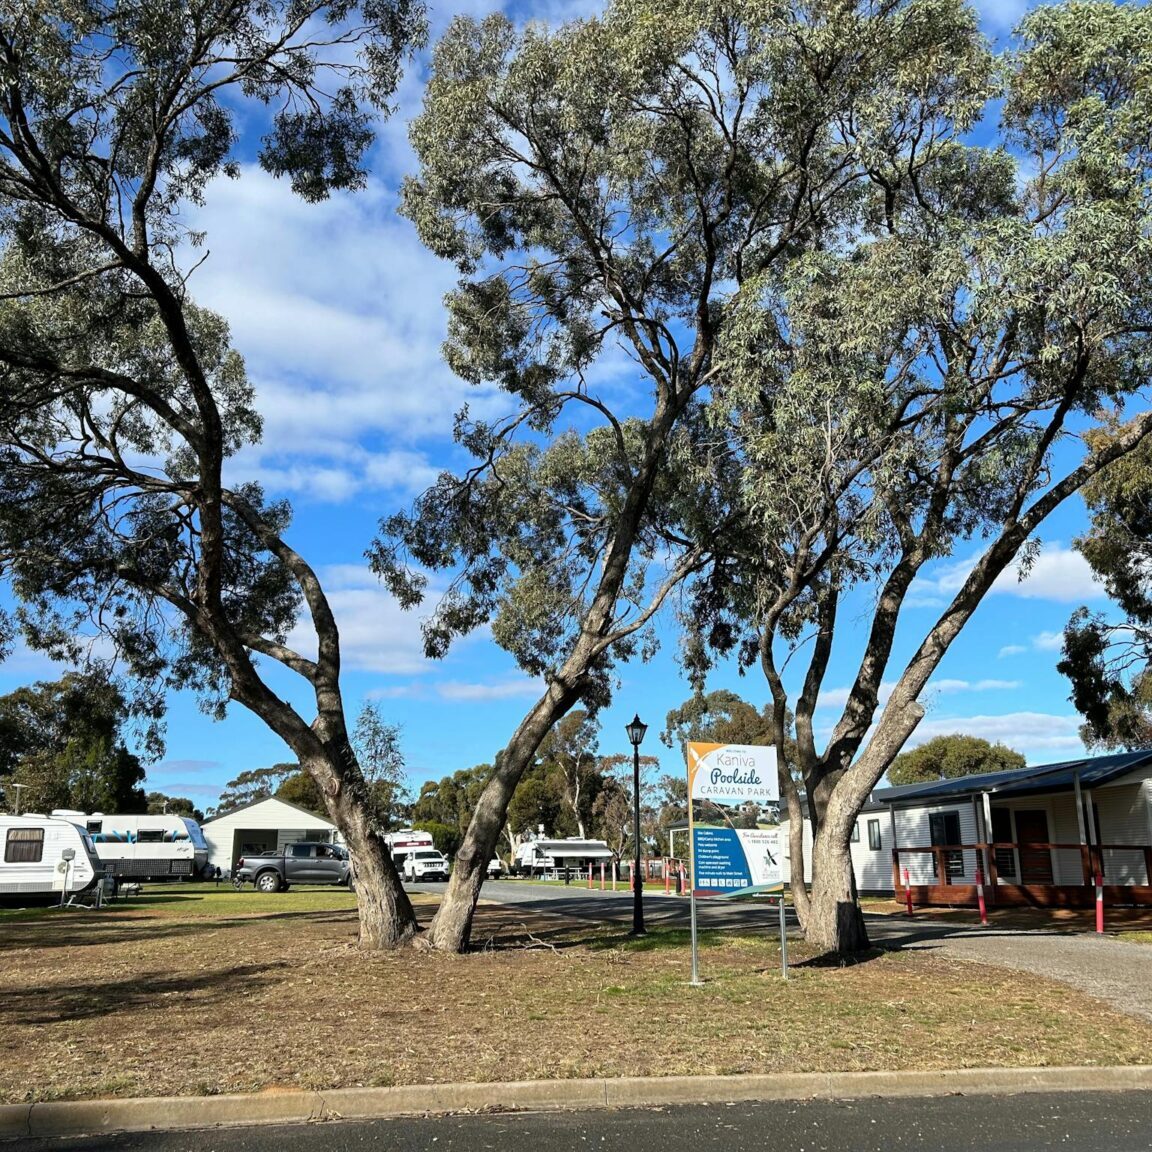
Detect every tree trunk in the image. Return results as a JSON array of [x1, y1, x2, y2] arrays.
[[305, 751, 419, 949], [805, 823, 869, 954], [425, 774, 517, 950], [426, 683, 578, 951], [781, 773, 810, 928]]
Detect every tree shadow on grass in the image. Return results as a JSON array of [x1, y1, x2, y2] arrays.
[[0, 961, 289, 1025], [0, 907, 359, 953], [792, 947, 888, 969], [586, 926, 724, 953], [467, 908, 590, 952]]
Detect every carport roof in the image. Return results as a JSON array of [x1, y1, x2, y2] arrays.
[[873, 749, 1152, 807], [533, 839, 615, 858]]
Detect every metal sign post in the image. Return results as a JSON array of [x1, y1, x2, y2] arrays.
[[688, 793, 703, 986], [779, 895, 788, 979]]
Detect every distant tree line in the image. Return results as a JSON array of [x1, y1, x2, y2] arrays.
[[0, 671, 147, 815]]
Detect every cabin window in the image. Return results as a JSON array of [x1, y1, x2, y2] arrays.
[[991, 808, 1016, 879], [929, 811, 963, 880], [867, 820, 882, 850], [5, 828, 44, 863], [137, 830, 164, 843], [850, 824, 860, 843]]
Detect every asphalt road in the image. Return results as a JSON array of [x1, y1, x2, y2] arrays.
[[6, 1092, 1152, 1151], [421, 879, 800, 933]]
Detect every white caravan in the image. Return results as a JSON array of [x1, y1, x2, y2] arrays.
[[53, 810, 210, 879], [0, 814, 102, 898], [384, 828, 435, 871]]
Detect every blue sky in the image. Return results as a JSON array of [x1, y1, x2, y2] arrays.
[[0, 0, 1123, 809]]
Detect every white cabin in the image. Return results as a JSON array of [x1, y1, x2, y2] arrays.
[[780, 749, 1152, 906]]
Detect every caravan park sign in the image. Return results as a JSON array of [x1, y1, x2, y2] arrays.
[[687, 742, 778, 805], [684, 740, 786, 983]]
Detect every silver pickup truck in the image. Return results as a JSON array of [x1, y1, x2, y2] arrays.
[[234, 842, 352, 892]]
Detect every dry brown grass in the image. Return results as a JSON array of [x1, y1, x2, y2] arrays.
[[3, 886, 1152, 1105]]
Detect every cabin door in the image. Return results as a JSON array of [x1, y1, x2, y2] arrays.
[[1014, 810, 1053, 884]]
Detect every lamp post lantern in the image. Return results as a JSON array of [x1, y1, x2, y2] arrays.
[[625, 713, 648, 936]]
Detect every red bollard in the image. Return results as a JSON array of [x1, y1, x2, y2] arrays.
[[1096, 871, 1105, 934], [599, 862, 605, 891], [975, 865, 988, 926], [903, 867, 913, 917], [587, 863, 593, 889], [664, 863, 671, 895]]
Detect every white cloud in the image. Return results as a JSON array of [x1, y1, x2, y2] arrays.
[[928, 678, 1021, 694], [996, 631, 1067, 659], [993, 547, 1104, 603], [148, 782, 223, 800], [367, 674, 543, 703], [436, 678, 542, 702], [909, 543, 1105, 608], [901, 711, 1084, 757], [152, 759, 222, 776], [818, 676, 1018, 711], [283, 566, 438, 676], [182, 168, 509, 504], [816, 680, 897, 711]]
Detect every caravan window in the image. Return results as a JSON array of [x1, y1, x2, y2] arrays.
[[137, 829, 164, 843], [5, 828, 44, 863]]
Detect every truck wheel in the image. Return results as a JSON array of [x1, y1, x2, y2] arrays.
[[255, 871, 282, 893]]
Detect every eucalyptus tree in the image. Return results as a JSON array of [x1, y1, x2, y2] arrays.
[[887, 736, 1026, 787], [678, 1, 1152, 951], [0, 671, 147, 813], [0, 0, 426, 947], [1059, 422, 1152, 750], [374, 0, 995, 950], [537, 710, 603, 839]]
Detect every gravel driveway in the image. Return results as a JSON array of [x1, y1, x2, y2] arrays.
[[867, 915, 1152, 1023]]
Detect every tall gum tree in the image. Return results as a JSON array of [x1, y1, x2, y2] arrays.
[[373, 0, 995, 952], [679, 1, 1152, 952], [0, 0, 426, 948]]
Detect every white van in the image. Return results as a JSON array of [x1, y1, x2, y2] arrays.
[[0, 814, 102, 898]]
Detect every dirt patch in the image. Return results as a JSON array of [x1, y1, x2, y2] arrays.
[[3, 887, 1151, 1104]]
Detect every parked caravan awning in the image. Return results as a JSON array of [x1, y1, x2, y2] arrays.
[[534, 839, 615, 859]]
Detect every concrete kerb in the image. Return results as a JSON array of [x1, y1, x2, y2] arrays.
[[3, 1067, 1152, 1141]]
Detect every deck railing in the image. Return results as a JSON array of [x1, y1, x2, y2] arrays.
[[892, 841, 1152, 892]]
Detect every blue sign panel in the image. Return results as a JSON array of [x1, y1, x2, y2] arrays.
[[692, 825, 783, 897], [692, 826, 751, 894]]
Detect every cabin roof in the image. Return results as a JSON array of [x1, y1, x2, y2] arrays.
[[872, 749, 1152, 806]]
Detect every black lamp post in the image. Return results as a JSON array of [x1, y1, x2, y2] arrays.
[[625, 713, 648, 936]]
